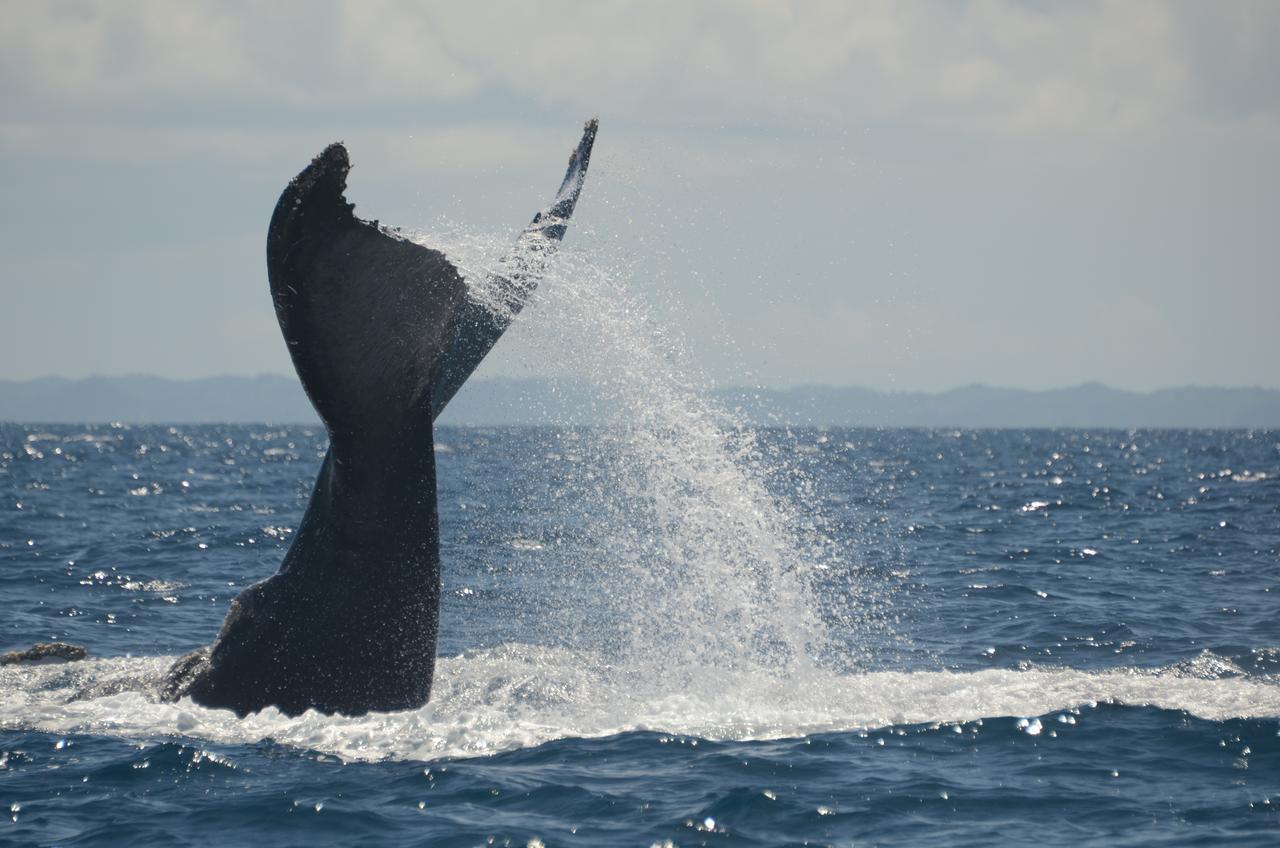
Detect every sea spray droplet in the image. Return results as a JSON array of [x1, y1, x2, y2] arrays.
[[419, 229, 881, 708]]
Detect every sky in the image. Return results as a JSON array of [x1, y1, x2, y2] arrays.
[[2, 0, 1277, 392]]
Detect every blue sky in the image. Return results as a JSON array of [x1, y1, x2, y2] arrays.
[[2, 1, 1277, 390]]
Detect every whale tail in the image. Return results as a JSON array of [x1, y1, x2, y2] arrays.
[[163, 121, 598, 716]]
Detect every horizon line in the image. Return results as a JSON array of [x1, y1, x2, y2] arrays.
[[2, 373, 1279, 396]]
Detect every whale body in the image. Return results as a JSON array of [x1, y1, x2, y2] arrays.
[[161, 120, 597, 717]]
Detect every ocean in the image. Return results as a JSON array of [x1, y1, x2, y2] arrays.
[[2, 423, 1277, 846], [2, 232, 1278, 845]]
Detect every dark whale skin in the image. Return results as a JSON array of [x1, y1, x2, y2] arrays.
[[163, 121, 597, 717]]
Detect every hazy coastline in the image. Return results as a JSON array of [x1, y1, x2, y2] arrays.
[[3, 375, 1277, 428]]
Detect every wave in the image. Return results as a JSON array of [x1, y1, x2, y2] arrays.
[[3, 645, 1278, 763]]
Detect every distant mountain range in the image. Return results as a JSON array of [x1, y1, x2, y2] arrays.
[[1, 375, 1278, 428]]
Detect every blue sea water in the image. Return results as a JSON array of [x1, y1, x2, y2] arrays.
[[2, 423, 1278, 846]]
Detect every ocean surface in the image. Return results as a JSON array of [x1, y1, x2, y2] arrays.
[[2, 423, 1277, 846]]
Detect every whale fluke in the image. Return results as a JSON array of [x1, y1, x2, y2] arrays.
[[162, 120, 598, 716], [431, 118, 597, 417]]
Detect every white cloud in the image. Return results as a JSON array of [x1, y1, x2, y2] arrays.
[[4, 1, 1274, 136], [2, 1, 1276, 388]]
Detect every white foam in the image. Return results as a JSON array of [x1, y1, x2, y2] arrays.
[[3, 649, 1277, 763]]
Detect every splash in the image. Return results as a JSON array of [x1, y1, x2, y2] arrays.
[[424, 228, 875, 685], [4, 652, 1279, 763]]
